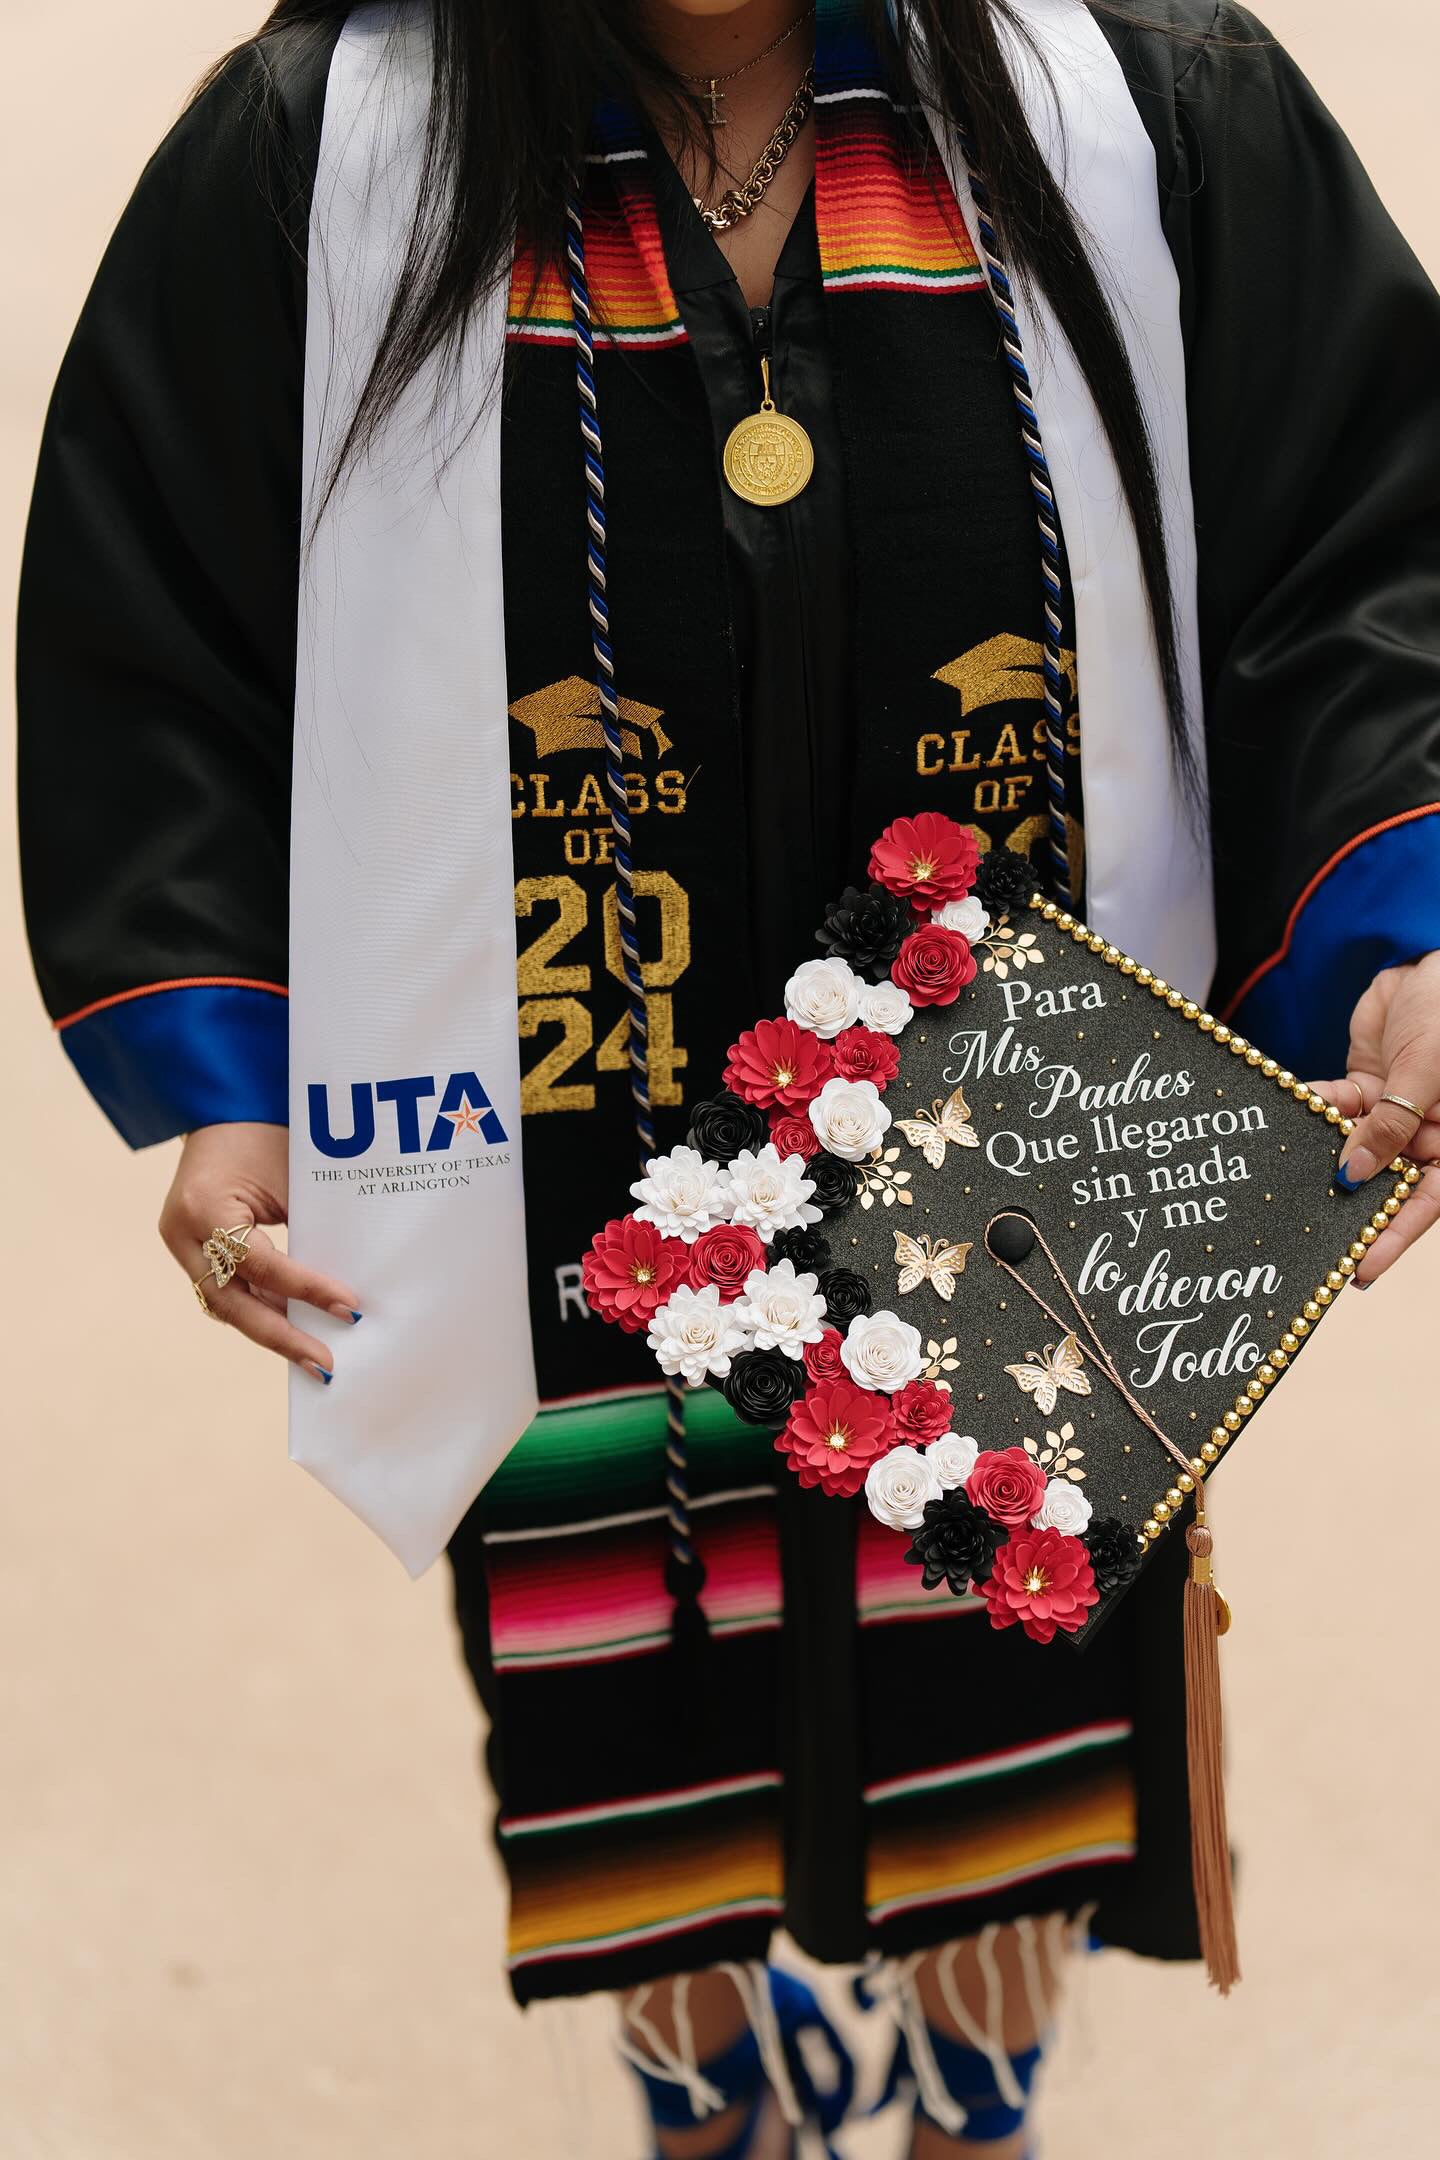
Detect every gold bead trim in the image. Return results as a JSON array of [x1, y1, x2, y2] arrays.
[[1131, 1166, 1415, 1544], [1029, 894, 1420, 1549]]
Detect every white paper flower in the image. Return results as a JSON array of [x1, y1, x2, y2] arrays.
[[724, 1144, 822, 1243], [807, 1077, 892, 1163], [1031, 1476, 1094, 1536], [732, 1259, 827, 1359], [865, 1444, 943, 1531], [784, 956, 863, 1039], [646, 1282, 751, 1386], [927, 1432, 980, 1490], [841, 1310, 925, 1393], [855, 979, 915, 1037], [933, 896, 990, 940], [630, 1145, 732, 1244]]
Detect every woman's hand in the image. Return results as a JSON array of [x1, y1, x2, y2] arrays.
[[1311, 951, 1440, 1287], [159, 1123, 361, 1381]]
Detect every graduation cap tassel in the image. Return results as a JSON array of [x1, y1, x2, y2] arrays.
[[986, 1213, 1242, 1989], [1183, 1499, 1240, 1994]]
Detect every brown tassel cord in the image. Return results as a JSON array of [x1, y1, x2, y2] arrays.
[[1183, 1500, 1240, 1993], [986, 1214, 1243, 1993]]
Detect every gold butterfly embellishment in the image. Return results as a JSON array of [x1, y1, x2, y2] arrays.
[[893, 1084, 980, 1170], [893, 1230, 974, 1302], [1004, 1332, 1092, 1415]]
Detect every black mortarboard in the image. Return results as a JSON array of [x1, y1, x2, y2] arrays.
[[583, 815, 1420, 1990]]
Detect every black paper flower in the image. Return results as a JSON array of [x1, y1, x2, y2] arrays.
[[905, 1491, 1002, 1596], [722, 1347, 807, 1425], [686, 1090, 770, 1167], [769, 1226, 833, 1273], [973, 846, 1038, 914], [815, 883, 915, 982], [816, 1267, 873, 1328], [1083, 1516, 1145, 1596], [807, 1154, 864, 1216]]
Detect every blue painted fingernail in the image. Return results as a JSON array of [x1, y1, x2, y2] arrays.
[[1334, 1145, 1375, 1191], [303, 1360, 333, 1384], [349, 1310, 363, 1324]]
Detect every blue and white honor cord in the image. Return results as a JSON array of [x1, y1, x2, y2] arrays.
[[565, 197, 703, 1606], [960, 129, 1073, 909], [563, 129, 1077, 1593]]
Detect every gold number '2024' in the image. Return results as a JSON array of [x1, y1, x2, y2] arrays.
[[514, 872, 690, 1113]]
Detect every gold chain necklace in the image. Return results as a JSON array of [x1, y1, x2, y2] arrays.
[[692, 55, 818, 507], [692, 65, 815, 234], [680, 6, 815, 128]]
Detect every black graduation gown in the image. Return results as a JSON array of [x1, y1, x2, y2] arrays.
[[22, 5, 1440, 1108], [17, 4, 1440, 1995]]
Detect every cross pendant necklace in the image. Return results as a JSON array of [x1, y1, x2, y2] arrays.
[[680, 8, 814, 134]]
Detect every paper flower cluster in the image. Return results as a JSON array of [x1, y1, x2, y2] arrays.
[[581, 812, 1127, 1644]]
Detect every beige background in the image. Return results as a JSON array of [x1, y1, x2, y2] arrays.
[[3, 5, 1437, 2154]]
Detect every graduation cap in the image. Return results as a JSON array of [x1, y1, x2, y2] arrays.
[[581, 813, 1421, 1990]]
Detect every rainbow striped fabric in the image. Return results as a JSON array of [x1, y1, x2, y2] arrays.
[[508, 105, 687, 349], [461, 1390, 1136, 2000], [479, 0, 1135, 2006], [506, 1, 984, 347], [483, 1387, 783, 1672], [852, 1510, 1135, 1949], [466, 1388, 787, 1998], [814, 0, 985, 296]]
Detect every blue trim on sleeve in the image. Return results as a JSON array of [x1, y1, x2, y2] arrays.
[[1231, 814, 1440, 1078], [60, 984, 289, 1148]]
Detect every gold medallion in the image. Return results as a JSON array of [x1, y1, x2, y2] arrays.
[[723, 357, 814, 507]]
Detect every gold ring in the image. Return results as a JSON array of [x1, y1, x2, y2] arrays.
[[1379, 1092, 1425, 1121], [1344, 1077, 1366, 1119], [200, 1223, 253, 1291]]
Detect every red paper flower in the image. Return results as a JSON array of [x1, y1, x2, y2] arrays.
[[830, 1025, 901, 1091], [775, 1378, 896, 1498], [868, 812, 980, 913], [769, 1112, 822, 1161], [891, 1380, 953, 1448], [891, 925, 977, 1008], [980, 1527, 1100, 1643], [686, 1223, 767, 1302], [802, 1327, 847, 1385], [724, 1018, 835, 1112], [581, 1214, 689, 1334], [965, 1446, 1049, 1528]]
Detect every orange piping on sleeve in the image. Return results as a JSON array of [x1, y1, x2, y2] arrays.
[[55, 976, 290, 1032], [1219, 802, 1440, 1021]]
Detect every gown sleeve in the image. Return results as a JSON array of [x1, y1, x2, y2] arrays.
[[1129, 3, 1440, 1074], [17, 37, 329, 1146]]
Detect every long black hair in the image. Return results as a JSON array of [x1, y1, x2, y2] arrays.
[[234, 0, 1196, 776]]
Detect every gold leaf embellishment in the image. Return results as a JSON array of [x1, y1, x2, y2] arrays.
[[977, 922, 1045, 982], [1021, 1420, 1086, 1482], [923, 1336, 961, 1389], [859, 1147, 913, 1209]]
